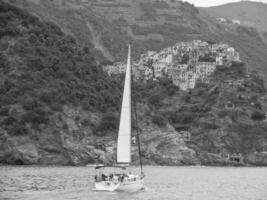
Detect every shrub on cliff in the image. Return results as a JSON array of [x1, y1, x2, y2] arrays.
[[198, 53, 215, 62], [8, 122, 28, 136], [22, 107, 50, 125], [0, 1, 123, 134], [168, 111, 195, 124], [251, 110, 266, 121], [95, 113, 119, 135], [148, 93, 162, 106], [152, 114, 166, 128]]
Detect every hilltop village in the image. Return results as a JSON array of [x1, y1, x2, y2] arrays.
[[103, 40, 240, 90]]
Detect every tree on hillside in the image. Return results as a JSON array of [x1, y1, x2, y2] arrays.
[[251, 111, 266, 121]]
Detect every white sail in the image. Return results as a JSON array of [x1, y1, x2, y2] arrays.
[[117, 45, 131, 164]]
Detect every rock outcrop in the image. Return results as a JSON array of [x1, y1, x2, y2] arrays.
[[0, 105, 199, 166], [245, 152, 267, 166]]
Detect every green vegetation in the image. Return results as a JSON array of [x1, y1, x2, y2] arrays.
[[139, 2, 157, 21], [152, 114, 166, 128], [135, 78, 178, 105], [251, 110, 266, 121], [198, 53, 216, 62], [0, 1, 122, 135], [131, 24, 200, 39], [141, 61, 267, 156], [95, 112, 119, 135]]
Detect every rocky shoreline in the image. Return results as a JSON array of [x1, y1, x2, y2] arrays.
[[1, 115, 267, 167]]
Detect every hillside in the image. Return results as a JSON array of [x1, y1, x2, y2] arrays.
[[200, 1, 267, 32], [0, 1, 198, 166], [5, 0, 267, 85], [200, 1, 267, 44], [0, 1, 267, 166], [149, 63, 267, 165], [0, 1, 123, 165]]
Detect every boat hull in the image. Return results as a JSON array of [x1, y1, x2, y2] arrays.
[[94, 181, 121, 192], [94, 178, 144, 192], [117, 177, 144, 192]]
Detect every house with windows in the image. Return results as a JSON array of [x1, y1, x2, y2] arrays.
[[144, 67, 153, 80], [102, 62, 127, 75], [216, 54, 225, 66], [226, 47, 240, 61], [102, 64, 117, 75], [153, 61, 168, 78], [232, 19, 241, 25], [196, 62, 216, 77], [171, 70, 196, 91], [216, 17, 227, 23], [117, 62, 126, 74]]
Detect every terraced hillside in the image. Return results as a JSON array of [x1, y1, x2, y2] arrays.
[[199, 1, 267, 32], [200, 1, 267, 47], [5, 0, 267, 84]]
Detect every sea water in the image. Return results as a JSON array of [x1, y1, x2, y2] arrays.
[[0, 166, 267, 200]]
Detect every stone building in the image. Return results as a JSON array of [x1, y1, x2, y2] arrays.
[[232, 19, 241, 25], [196, 62, 216, 77], [153, 61, 168, 78], [102, 62, 126, 75]]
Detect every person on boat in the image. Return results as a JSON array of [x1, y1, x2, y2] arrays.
[[109, 173, 113, 180], [121, 173, 128, 182], [94, 175, 98, 182], [101, 173, 108, 181], [118, 174, 123, 182], [112, 175, 119, 183], [127, 172, 138, 181]]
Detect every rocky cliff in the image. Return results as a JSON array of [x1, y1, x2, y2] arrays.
[[0, 104, 198, 166]]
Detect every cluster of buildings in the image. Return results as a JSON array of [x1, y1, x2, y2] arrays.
[[103, 40, 240, 90], [216, 17, 241, 25]]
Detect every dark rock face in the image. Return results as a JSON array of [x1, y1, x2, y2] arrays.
[[0, 131, 38, 165], [139, 123, 199, 166], [245, 152, 267, 166], [0, 105, 199, 166], [0, 104, 267, 166], [0, 128, 71, 165]]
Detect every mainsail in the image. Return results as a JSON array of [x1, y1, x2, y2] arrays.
[[117, 45, 131, 164]]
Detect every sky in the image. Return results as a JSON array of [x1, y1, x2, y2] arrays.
[[185, 0, 267, 7]]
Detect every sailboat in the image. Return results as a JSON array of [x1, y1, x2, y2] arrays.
[[94, 44, 145, 192]]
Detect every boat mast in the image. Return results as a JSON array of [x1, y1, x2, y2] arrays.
[[130, 45, 143, 174]]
